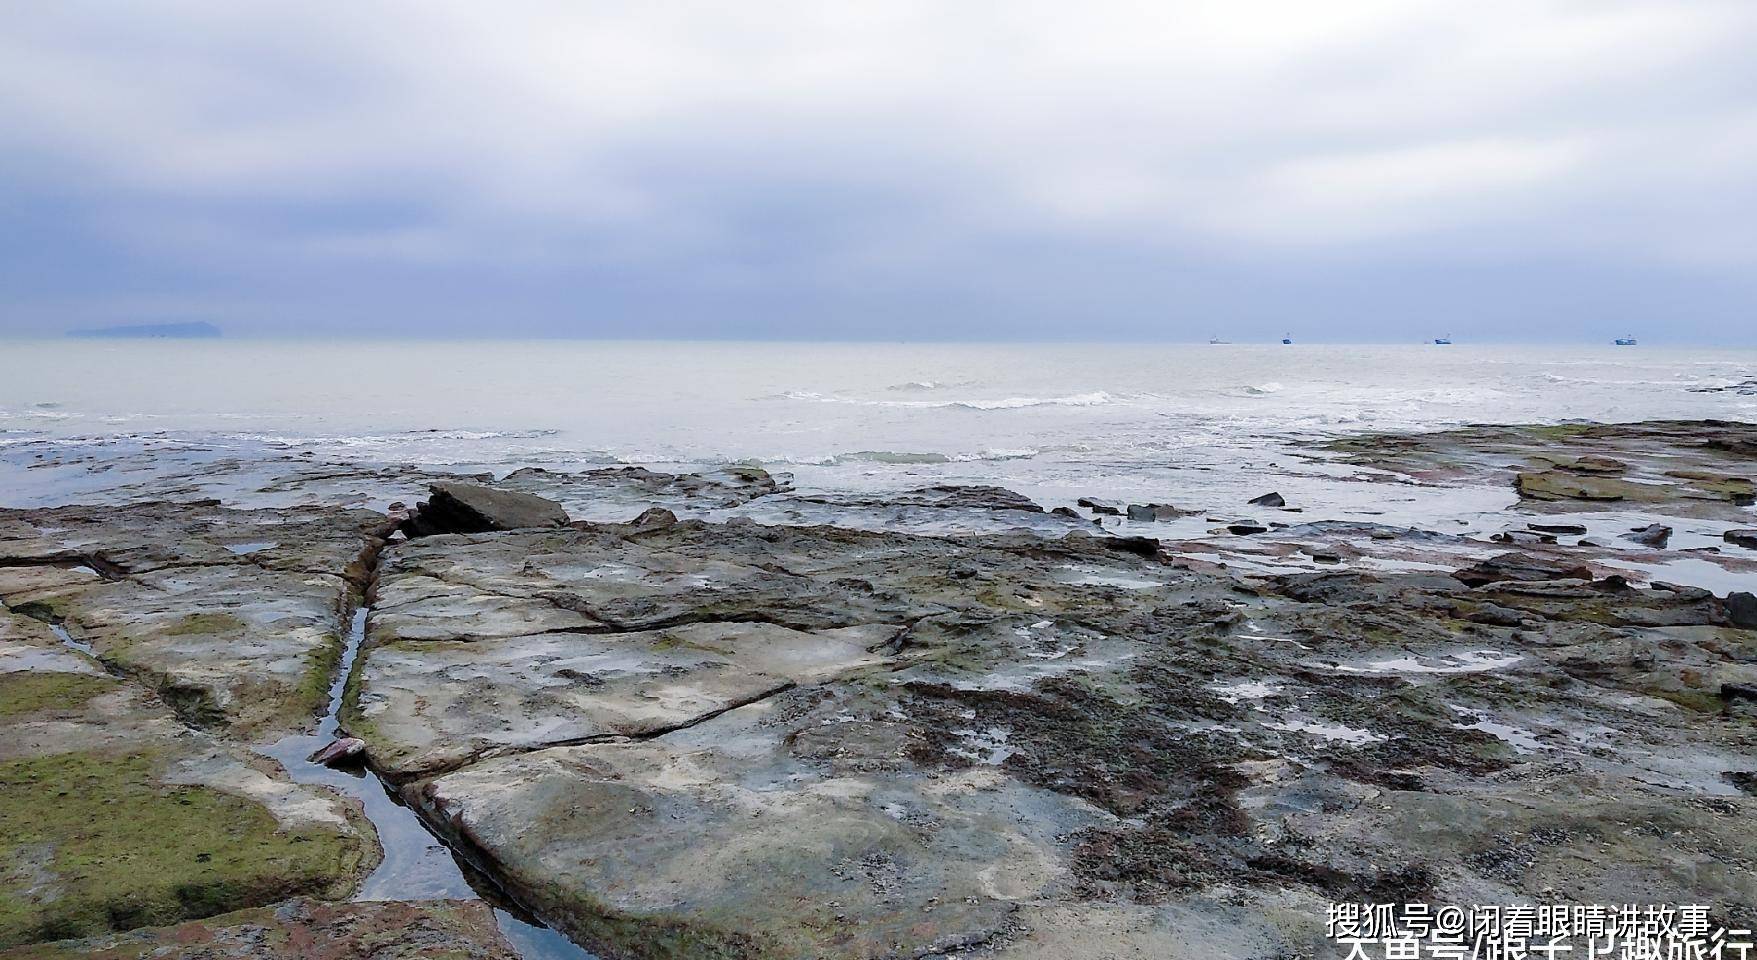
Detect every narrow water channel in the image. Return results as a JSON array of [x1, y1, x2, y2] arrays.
[[257, 607, 595, 960], [48, 620, 96, 656]]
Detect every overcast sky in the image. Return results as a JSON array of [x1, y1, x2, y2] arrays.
[[2, 1, 1754, 342]]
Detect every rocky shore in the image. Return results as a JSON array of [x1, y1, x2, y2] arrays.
[[2, 419, 1754, 958]]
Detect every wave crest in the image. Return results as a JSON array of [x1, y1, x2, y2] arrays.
[[780, 390, 1119, 410]]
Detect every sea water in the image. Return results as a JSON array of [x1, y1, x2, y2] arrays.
[[4, 341, 1751, 479]]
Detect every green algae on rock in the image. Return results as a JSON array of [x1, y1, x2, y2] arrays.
[[0, 752, 367, 947], [0, 897, 519, 960], [0, 673, 113, 719], [1317, 419, 1757, 516], [0, 502, 389, 739], [0, 602, 378, 951]]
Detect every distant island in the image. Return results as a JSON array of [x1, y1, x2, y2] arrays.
[[67, 321, 222, 339]]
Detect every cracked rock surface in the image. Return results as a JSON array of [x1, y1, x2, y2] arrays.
[[2, 423, 1755, 959], [347, 435, 1754, 957], [0, 609, 377, 947], [3, 898, 518, 959], [0, 503, 389, 737]]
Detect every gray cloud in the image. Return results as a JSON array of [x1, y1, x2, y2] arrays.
[[2, 0, 1754, 340]]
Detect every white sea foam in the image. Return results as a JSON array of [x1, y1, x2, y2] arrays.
[[780, 389, 1120, 410]]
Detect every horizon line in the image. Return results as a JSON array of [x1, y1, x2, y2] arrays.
[[3, 334, 1755, 348]]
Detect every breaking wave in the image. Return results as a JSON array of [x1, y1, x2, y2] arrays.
[[229, 428, 564, 447], [747, 448, 1043, 467], [1542, 374, 1693, 386], [832, 450, 950, 464], [780, 390, 1120, 410]]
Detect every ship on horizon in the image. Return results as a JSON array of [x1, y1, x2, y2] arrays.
[[1614, 336, 1638, 346], [1280, 333, 1293, 344], [1434, 336, 1452, 345]]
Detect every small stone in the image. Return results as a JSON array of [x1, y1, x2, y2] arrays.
[[1723, 682, 1757, 704], [1103, 535, 1160, 556], [1726, 592, 1757, 629], [1247, 492, 1285, 507], [1621, 524, 1671, 548], [306, 737, 367, 768], [1125, 503, 1186, 522], [1724, 529, 1757, 550], [1227, 523, 1268, 536], [631, 507, 679, 530], [1076, 497, 1122, 516], [1493, 531, 1557, 545]]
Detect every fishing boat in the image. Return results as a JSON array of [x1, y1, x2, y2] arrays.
[[1433, 336, 1452, 345], [1280, 333, 1293, 345], [1614, 336, 1638, 346], [1208, 336, 1229, 344]]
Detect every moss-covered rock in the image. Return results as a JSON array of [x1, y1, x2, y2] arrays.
[[1515, 470, 1645, 502], [0, 673, 114, 720], [0, 897, 518, 959], [0, 502, 388, 739], [0, 751, 365, 947]]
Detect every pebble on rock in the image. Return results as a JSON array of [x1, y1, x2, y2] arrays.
[[1076, 497, 1123, 516], [1622, 523, 1672, 548], [1126, 503, 1187, 522], [307, 737, 367, 768]]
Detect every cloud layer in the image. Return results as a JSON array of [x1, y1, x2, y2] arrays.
[[3, 1, 1754, 340]]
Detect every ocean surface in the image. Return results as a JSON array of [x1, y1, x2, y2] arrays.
[[3, 340, 1754, 516]]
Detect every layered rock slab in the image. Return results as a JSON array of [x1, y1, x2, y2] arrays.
[[353, 505, 1757, 958], [1318, 419, 1757, 518], [354, 620, 899, 778], [410, 689, 1110, 960], [0, 898, 518, 959], [0, 612, 376, 947], [406, 481, 571, 535], [0, 502, 387, 737]]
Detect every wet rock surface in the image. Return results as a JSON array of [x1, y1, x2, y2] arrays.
[[409, 481, 572, 535], [0, 502, 389, 737], [0, 605, 376, 947], [1126, 502, 1188, 521], [0, 898, 518, 959], [1321, 419, 1757, 516], [501, 465, 785, 519], [353, 463, 1754, 956], [2, 418, 1755, 958]]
